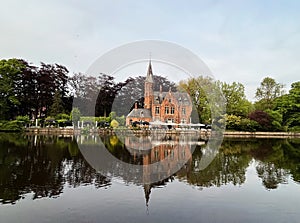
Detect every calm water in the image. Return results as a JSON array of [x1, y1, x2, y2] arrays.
[[0, 133, 300, 223]]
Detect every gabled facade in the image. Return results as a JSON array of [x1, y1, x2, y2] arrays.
[[126, 61, 192, 126]]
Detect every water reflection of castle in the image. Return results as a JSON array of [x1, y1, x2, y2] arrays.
[[124, 134, 203, 206], [77, 134, 205, 207]]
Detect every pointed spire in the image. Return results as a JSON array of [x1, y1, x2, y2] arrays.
[[146, 60, 153, 83], [144, 184, 152, 207]]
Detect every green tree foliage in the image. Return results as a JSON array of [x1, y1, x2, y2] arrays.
[[217, 81, 252, 117], [275, 81, 300, 131], [255, 77, 284, 110], [0, 59, 25, 119], [178, 76, 214, 124], [225, 114, 259, 131], [265, 109, 283, 131], [71, 108, 81, 124], [49, 91, 65, 117]]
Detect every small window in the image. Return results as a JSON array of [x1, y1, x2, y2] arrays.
[[171, 107, 175, 114], [169, 99, 171, 103], [165, 106, 169, 114], [182, 107, 186, 115], [154, 149, 159, 160], [181, 119, 186, 124], [155, 106, 160, 114]]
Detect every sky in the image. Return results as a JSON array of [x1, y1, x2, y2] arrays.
[[1, 0, 300, 100]]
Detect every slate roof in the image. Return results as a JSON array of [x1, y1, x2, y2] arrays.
[[127, 108, 152, 118], [153, 91, 192, 106]]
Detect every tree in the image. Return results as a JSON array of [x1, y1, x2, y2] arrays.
[[217, 81, 252, 117], [275, 81, 300, 131], [36, 63, 69, 118], [255, 77, 284, 110], [71, 108, 81, 124], [0, 59, 26, 119], [178, 76, 213, 123], [49, 91, 65, 117]]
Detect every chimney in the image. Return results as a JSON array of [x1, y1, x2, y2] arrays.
[[160, 85, 162, 94], [135, 102, 138, 109]]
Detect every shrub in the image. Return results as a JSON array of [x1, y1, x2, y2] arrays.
[[225, 114, 241, 130], [110, 119, 119, 128], [16, 115, 30, 123], [71, 108, 81, 123], [0, 120, 24, 131], [238, 118, 259, 132], [249, 110, 271, 131], [55, 113, 70, 120]]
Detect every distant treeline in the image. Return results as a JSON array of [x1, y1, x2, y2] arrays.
[[0, 58, 299, 131]]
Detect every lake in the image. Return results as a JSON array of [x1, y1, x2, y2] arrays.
[[0, 133, 299, 223]]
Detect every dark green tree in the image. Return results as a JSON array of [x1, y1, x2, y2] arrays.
[[275, 81, 300, 130], [49, 91, 65, 117]]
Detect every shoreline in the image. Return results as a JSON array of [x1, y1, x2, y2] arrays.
[[8, 128, 299, 138]]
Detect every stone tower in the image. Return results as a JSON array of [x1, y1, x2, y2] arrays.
[[144, 60, 154, 110]]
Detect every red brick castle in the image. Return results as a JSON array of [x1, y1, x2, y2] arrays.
[[126, 61, 192, 126]]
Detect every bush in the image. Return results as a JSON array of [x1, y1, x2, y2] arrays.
[[238, 119, 259, 132], [71, 108, 81, 123], [97, 116, 111, 123], [0, 120, 24, 131], [289, 126, 300, 132], [16, 115, 30, 123], [55, 113, 70, 120], [110, 119, 119, 128], [225, 114, 241, 130], [109, 112, 116, 121]]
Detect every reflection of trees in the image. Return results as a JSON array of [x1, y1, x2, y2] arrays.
[[281, 139, 300, 183], [251, 138, 300, 188], [0, 134, 110, 205], [180, 138, 300, 190], [177, 141, 252, 187], [256, 162, 288, 189]]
